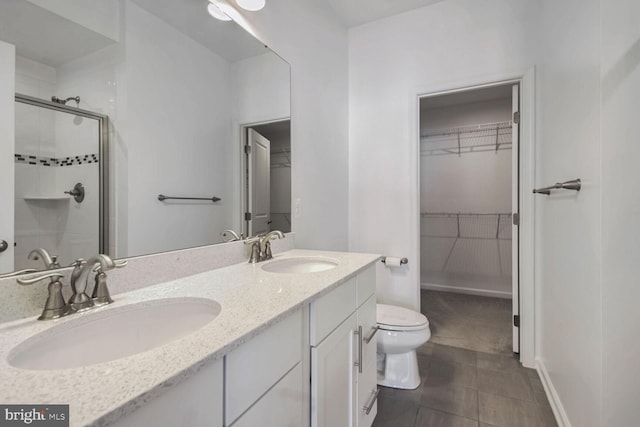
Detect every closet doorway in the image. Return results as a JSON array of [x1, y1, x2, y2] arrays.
[[419, 84, 520, 355], [241, 120, 291, 237]]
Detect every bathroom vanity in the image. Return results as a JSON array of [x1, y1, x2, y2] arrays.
[[0, 249, 380, 427]]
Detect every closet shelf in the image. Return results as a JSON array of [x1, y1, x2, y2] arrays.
[[421, 121, 513, 156]]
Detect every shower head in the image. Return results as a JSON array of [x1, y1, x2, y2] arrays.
[[51, 95, 80, 106]]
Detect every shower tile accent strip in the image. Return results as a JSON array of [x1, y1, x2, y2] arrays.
[[14, 153, 99, 167]]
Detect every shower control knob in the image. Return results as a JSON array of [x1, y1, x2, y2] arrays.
[[0, 240, 8, 253]]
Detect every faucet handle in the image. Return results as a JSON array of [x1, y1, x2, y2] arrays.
[[0, 269, 38, 279], [92, 259, 127, 272], [17, 272, 64, 285], [15, 272, 68, 320], [92, 267, 113, 306]]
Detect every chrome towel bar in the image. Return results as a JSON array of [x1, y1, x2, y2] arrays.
[[533, 179, 581, 195], [158, 194, 221, 202]]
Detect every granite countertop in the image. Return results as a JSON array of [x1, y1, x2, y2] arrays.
[[0, 249, 380, 426]]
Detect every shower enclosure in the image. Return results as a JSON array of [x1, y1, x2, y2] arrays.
[[13, 94, 109, 271]]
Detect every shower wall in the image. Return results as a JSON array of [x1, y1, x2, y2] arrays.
[[420, 97, 513, 297], [14, 56, 99, 270]]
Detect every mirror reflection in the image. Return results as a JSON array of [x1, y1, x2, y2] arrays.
[[0, 0, 291, 274]]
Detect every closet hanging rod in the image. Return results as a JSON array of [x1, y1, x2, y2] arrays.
[[157, 194, 221, 202]]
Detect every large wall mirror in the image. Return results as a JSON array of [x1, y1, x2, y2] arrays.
[[0, 0, 291, 274]]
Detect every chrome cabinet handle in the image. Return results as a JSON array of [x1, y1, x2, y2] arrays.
[[363, 389, 380, 415], [354, 326, 363, 374], [0, 240, 7, 253], [364, 326, 378, 344]]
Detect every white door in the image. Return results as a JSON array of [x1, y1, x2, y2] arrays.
[[311, 313, 357, 427], [511, 84, 520, 354], [0, 42, 15, 274], [246, 128, 271, 236], [357, 295, 378, 427]]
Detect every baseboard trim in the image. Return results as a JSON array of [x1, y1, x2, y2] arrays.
[[536, 359, 571, 427], [420, 282, 512, 299]]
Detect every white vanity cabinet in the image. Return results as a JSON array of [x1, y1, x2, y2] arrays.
[[112, 358, 224, 427], [310, 266, 378, 427], [225, 308, 305, 427]]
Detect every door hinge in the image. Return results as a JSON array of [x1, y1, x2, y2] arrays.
[[514, 315, 520, 327], [513, 213, 520, 226], [513, 111, 520, 124], [244, 212, 252, 221], [244, 145, 251, 154]]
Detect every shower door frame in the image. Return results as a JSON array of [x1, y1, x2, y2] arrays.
[[14, 93, 110, 256]]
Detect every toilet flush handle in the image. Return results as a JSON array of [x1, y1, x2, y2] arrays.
[[364, 326, 379, 344]]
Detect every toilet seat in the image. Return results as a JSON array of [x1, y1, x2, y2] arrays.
[[377, 304, 429, 332]]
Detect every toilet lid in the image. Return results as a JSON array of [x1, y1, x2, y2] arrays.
[[377, 304, 429, 331]]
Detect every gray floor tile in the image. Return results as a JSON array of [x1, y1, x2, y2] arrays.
[[526, 370, 546, 394], [478, 392, 543, 427], [477, 368, 533, 401], [424, 359, 478, 389], [415, 407, 479, 427], [421, 384, 478, 420], [422, 290, 513, 356], [476, 352, 522, 373], [373, 393, 419, 427], [533, 392, 558, 427], [379, 384, 423, 406], [431, 343, 477, 367]]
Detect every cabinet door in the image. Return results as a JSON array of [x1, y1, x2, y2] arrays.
[[357, 295, 378, 427], [311, 313, 357, 427], [231, 364, 303, 427]]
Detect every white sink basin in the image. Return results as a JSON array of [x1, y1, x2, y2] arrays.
[[261, 256, 339, 274], [8, 298, 221, 370]]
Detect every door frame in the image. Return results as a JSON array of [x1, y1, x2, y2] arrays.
[[411, 69, 536, 367], [238, 118, 290, 238]]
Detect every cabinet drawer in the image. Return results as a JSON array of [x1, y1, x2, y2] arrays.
[[356, 266, 376, 307], [225, 309, 302, 424], [310, 278, 356, 346], [231, 364, 303, 427]]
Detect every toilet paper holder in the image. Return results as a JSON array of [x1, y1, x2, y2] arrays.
[[381, 256, 408, 265]]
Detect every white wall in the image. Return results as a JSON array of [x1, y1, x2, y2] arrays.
[[420, 98, 512, 213], [348, 0, 534, 310], [122, 2, 233, 256], [231, 52, 291, 124], [534, 0, 603, 425], [601, 0, 640, 424], [227, 0, 349, 251]]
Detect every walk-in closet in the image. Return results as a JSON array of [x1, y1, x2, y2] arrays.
[[420, 85, 515, 297]]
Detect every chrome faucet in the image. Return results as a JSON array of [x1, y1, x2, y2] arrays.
[[69, 255, 116, 312], [16, 254, 127, 320], [220, 229, 244, 242], [245, 230, 285, 263], [259, 230, 285, 261], [28, 248, 60, 269]]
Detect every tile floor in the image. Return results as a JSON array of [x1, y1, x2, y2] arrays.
[[372, 291, 557, 427]]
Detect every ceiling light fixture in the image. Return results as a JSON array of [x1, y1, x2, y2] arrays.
[[207, 1, 232, 21], [235, 0, 265, 12]]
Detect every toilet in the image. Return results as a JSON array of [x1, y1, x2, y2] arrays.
[[376, 303, 431, 390]]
